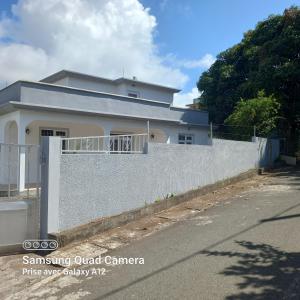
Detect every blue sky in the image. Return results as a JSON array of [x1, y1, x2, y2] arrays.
[[0, 0, 299, 106], [141, 0, 299, 91]]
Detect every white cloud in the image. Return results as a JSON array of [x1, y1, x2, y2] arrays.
[[165, 53, 215, 70], [173, 87, 201, 108], [0, 0, 188, 88]]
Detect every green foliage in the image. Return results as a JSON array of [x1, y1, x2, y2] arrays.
[[225, 91, 280, 137], [197, 6, 300, 153]]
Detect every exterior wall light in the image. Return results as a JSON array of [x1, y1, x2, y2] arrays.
[[25, 128, 30, 135]]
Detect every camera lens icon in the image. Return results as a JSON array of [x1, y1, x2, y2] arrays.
[[49, 241, 58, 249], [23, 241, 32, 250], [41, 241, 48, 249], [33, 241, 40, 249]]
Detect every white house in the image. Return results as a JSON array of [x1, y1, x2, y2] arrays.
[[0, 70, 210, 191], [0, 70, 209, 146]]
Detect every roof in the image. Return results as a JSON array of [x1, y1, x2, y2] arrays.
[[40, 70, 181, 93]]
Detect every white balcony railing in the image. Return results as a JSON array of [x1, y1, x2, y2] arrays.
[[61, 134, 148, 154]]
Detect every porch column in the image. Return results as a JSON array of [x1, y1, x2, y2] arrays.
[[0, 119, 4, 142], [18, 121, 26, 192]]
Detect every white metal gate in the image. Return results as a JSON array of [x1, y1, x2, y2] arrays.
[[0, 143, 40, 254]]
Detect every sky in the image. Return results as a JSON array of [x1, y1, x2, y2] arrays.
[[0, 0, 299, 107]]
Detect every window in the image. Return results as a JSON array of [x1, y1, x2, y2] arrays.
[[127, 90, 140, 98], [55, 130, 67, 137], [40, 129, 54, 137], [178, 133, 194, 145], [40, 129, 68, 137]]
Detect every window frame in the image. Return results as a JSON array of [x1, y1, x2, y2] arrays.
[[178, 133, 195, 145], [39, 127, 69, 137]]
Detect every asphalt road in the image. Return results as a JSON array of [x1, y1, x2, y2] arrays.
[[55, 168, 300, 300]]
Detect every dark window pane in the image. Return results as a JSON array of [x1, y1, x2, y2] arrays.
[[41, 130, 53, 136], [56, 131, 66, 137]]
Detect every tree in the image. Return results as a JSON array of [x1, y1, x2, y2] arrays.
[[197, 6, 300, 153], [225, 91, 280, 137]]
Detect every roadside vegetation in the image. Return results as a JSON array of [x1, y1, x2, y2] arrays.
[[197, 6, 300, 154]]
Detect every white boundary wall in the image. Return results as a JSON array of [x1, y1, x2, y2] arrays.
[[45, 137, 279, 233]]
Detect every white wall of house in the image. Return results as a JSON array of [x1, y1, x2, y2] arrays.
[[67, 77, 116, 94], [116, 82, 174, 104], [0, 108, 209, 190], [0, 111, 24, 144], [0, 109, 209, 147], [50, 76, 175, 104]]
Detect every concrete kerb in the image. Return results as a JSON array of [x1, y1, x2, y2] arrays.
[[49, 168, 258, 248]]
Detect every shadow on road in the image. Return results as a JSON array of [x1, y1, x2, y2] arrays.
[[268, 167, 300, 188], [203, 240, 300, 300], [261, 213, 300, 223]]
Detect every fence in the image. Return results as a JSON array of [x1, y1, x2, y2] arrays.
[[0, 143, 40, 198], [0, 143, 40, 252], [61, 133, 148, 154], [42, 136, 280, 232]]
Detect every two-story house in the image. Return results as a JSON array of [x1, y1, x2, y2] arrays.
[[0, 70, 209, 147]]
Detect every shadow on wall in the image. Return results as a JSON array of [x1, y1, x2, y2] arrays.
[[203, 240, 300, 300], [257, 138, 280, 168]]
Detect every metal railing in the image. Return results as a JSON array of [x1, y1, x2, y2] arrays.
[[61, 133, 148, 154], [0, 143, 40, 199]]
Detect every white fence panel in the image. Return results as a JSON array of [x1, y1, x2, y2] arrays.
[[61, 134, 148, 154], [0, 143, 40, 253]]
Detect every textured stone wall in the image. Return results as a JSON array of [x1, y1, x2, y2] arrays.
[[57, 138, 279, 231]]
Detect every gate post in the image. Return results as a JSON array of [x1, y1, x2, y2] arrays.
[[40, 137, 61, 239], [18, 148, 26, 192]]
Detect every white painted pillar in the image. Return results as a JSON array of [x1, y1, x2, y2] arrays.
[[18, 119, 26, 192], [40, 136, 61, 234], [0, 118, 4, 143]]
